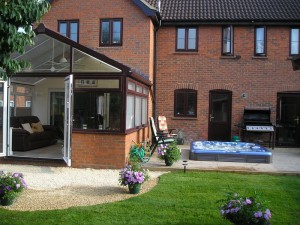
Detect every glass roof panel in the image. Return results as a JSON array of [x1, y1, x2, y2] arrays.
[[12, 33, 121, 73], [12, 34, 70, 73], [72, 49, 121, 73]]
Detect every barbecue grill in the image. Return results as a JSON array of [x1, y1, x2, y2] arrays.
[[242, 107, 275, 149]]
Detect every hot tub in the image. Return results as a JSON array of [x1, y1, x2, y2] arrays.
[[189, 141, 272, 163]]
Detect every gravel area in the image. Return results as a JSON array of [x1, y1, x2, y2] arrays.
[[0, 164, 167, 211]]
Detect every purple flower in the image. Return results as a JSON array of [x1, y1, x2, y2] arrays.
[[254, 211, 263, 218], [243, 198, 252, 205], [264, 209, 272, 220], [230, 207, 240, 213]]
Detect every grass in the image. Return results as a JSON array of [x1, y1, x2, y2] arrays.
[[0, 171, 300, 225]]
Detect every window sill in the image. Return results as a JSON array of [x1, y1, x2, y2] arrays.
[[171, 117, 198, 120], [173, 51, 199, 55], [125, 125, 148, 134], [286, 56, 293, 60], [73, 129, 122, 134], [219, 55, 241, 60], [252, 56, 268, 59], [97, 46, 123, 49]]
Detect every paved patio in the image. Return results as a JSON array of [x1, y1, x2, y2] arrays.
[[144, 146, 300, 175]]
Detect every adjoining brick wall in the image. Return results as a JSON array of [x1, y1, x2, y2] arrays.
[[155, 26, 300, 143], [72, 127, 150, 169]]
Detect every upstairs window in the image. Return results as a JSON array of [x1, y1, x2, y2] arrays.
[[58, 20, 79, 42], [174, 89, 197, 117], [222, 26, 233, 55], [100, 19, 122, 46], [176, 27, 198, 51], [255, 26, 266, 56], [290, 28, 300, 55]]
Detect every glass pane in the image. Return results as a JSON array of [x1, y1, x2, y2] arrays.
[[212, 94, 228, 122], [135, 96, 142, 126], [175, 92, 184, 115], [222, 27, 231, 54], [128, 81, 135, 91], [188, 28, 196, 49], [136, 85, 142, 93], [187, 93, 196, 116], [256, 28, 265, 54], [126, 95, 135, 129], [50, 92, 65, 139], [16, 86, 32, 95], [188, 38, 196, 49], [101, 21, 110, 44], [73, 48, 121, 73], [143, 88, 148, 95], [142, 98, 147, 124], [15, 96, 32, 116], [70, 22, 78, 42], [73, 92, 121, 131], [177, 28, 185, 49], [59, 22, 67, 36], [112, 21, 121, 44], [14, 35, 71, 73], [291, 29, 299, 54], [0, 83, 3, 154]]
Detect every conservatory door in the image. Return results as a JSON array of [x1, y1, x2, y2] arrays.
[[64, 75, 73, 166], [0, 81, 8, 157]]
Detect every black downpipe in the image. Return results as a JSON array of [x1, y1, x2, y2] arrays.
[[153, 21, 161, 118]]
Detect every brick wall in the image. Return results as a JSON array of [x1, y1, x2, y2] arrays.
[[72, 127, 149, 169], [155, 26, 300, 143]]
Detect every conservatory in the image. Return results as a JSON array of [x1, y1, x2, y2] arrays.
[[0, 24, 151, 169]]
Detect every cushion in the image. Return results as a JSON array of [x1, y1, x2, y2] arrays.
[[21, 123, 33, 134], [31, 121, 44, 133]]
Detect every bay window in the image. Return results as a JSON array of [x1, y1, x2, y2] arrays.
[[126, 80, 148, 130]]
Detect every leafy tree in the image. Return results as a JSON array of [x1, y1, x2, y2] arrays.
[[0, 0, 50, 79]]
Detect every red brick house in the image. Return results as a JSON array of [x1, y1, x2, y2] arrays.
[[1, 0, 300, 168], [148, 0, 300, 147]]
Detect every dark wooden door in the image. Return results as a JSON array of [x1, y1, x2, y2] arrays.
[[208, 90, 232, 141], [276, 93, 300, 147]]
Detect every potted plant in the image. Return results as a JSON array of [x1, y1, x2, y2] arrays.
[[218, 192, 272, 225], [0, 172, 28, 206], [157, 141, 181, 166], [119, 161, 149, 194]]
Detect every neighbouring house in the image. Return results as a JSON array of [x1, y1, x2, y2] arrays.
[[0, 0, 299, 169]]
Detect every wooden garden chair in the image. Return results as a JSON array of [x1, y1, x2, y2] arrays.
[[157, 115, 177, 138], [149, 117, 175, 155]]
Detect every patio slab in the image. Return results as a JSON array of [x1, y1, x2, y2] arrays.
[[143, 146, 300, 175]]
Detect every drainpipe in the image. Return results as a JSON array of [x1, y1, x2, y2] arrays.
[[153, 17, 161, 118]]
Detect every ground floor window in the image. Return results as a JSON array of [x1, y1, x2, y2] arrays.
[[174, 89, 197, 117]]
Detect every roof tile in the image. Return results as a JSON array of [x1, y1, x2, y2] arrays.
[[145, 0, 300, 22]]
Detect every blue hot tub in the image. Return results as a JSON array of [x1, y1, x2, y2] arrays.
[[189, 141, 272, 163]]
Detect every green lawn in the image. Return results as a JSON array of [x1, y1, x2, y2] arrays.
[[1, 171, 299, 225]]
